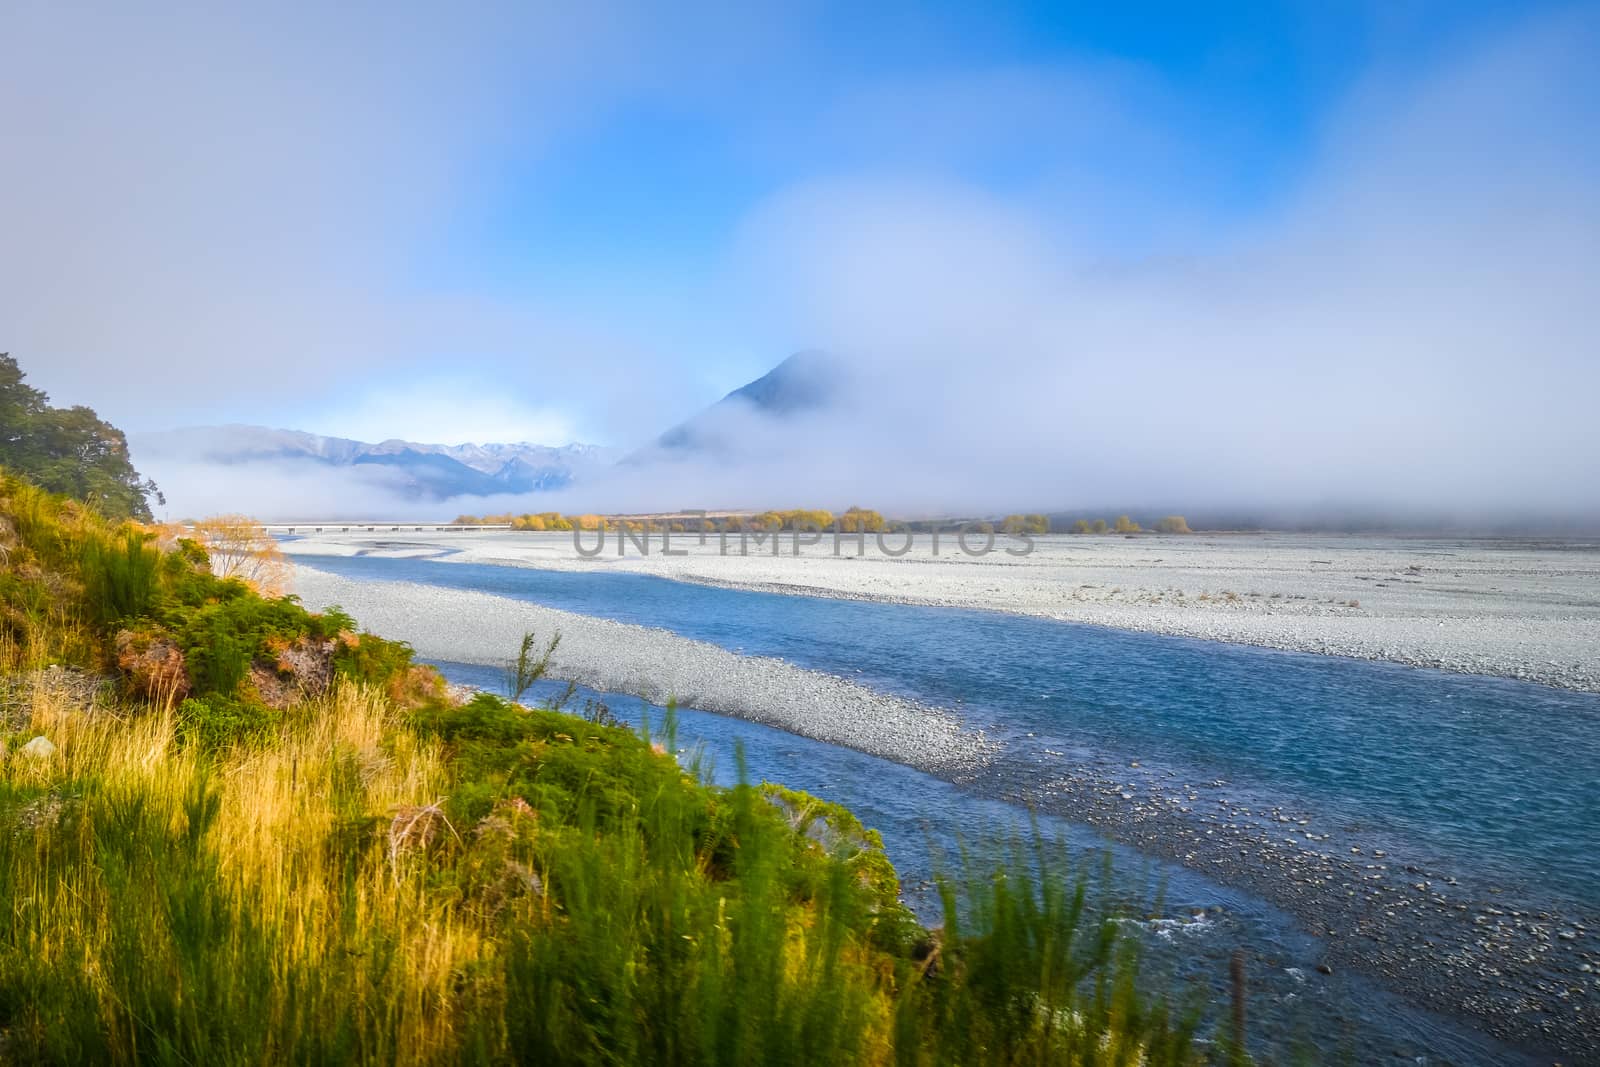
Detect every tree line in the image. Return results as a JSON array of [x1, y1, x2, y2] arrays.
[[1066, 515, 1192, 535], [455, 508, 1195, 537]]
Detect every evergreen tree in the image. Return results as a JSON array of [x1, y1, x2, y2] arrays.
[[0, 354, 162, 521]]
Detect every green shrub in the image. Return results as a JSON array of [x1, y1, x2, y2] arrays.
[[411, 693, 699, 833], [907, 836, 1202, 1063], [183, 614, 251, 696], [332, 629, 417, 689], [80, 528, 160, 625], [176, 693, 280, 749], [174, 595, 336, 696]]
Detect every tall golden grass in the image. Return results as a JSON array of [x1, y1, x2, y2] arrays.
[[4, 682, 493, 1063]]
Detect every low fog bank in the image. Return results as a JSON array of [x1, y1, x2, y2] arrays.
[[136, 457, 469, 523], [134, 445, 1600, 538]]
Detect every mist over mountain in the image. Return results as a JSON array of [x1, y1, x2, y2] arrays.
[[127, 328, 1600, 533], [131, 353, 851, 517], [643, 350, 846, 459], [131, 425, 618, 513]]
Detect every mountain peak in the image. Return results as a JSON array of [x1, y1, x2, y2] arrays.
[[649, 350, 844, 456], [720, 349, 840, 415]]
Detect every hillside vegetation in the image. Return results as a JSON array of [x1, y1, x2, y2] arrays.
[[0, 470, 1220, 1064], [0, 355, 160, 522]]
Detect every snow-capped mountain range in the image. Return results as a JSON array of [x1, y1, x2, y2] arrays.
[[132, 351, 843, 503], [132, 425, 620, 499]]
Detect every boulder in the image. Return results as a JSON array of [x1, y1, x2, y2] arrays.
[[18, 735, 56, 759]]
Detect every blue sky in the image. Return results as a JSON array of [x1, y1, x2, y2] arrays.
[[430, 0, 1574, 417], [446, 0, 1535, 285], [4, 0, 1595, 468], [440, 4, 1340, 304]]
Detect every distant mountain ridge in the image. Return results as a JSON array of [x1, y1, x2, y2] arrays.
[[135, 351, 844, 503], [131, 425, 618, 500]]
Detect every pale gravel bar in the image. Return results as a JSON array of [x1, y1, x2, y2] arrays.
[[290, 565, 992, 775], [284, 530, 1600, 693]]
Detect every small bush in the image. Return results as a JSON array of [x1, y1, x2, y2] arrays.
[[176, 693, 279, 749], [333, 628, 418, 690], [182, 614, 251, 696], [506, 630, 559, 702], [177, 594, 345, 697], [80, 528, 160, 625]]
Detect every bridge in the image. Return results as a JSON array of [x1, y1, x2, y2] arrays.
[[261, 523, 514, 533]]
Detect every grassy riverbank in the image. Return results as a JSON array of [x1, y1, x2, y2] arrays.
[[0, 472, 1216, 1064]]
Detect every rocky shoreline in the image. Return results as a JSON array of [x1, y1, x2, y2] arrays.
[[980, 749, 1599, 1059]]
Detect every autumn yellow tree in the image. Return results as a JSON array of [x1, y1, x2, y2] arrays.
[[784, 509, 834, 530], [1001, 514, 1049, 535], [1113, 515, 1141, 534], [838, 507, 885, 533], [189, 514, 289, 595]]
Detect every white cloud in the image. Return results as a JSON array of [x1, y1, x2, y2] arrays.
[[680, 9, 1599, 521], [298, 379, 580, 448], [0, 2, 704, 440]]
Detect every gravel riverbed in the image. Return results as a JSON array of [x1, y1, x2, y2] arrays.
[[291, 566, 991, 776], [990, 749, 1600, 1059], [281, 530, 1600, 694]]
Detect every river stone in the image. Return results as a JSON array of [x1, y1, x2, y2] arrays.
[[18, 736, 56, 759]]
